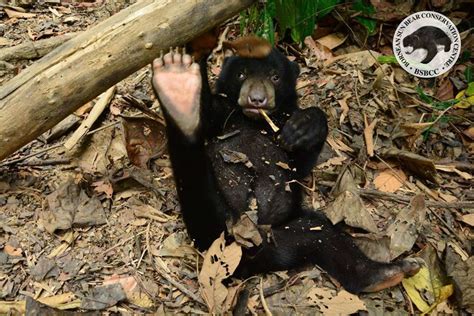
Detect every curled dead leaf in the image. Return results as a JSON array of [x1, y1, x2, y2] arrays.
[[198, 233, 242, 314], [373, 169, 407, 193]]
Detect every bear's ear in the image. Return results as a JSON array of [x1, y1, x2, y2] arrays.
[[290, 60, 300, 78]]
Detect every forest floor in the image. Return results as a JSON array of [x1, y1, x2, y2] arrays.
[[0, 1, 473, 315]]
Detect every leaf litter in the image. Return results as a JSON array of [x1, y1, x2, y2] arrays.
[[0, 1, 473, 314]]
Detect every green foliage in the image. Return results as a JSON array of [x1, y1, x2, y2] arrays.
[[416, 86, 458, 110], [432, 99, 458, 110], [377, 55, 398, 65], [352, 0, 375, 15], [240, 0, 340, 44], [416, 86, 433, 104], [356, 17, 377, 35], [352, 0, 376, 34], [465, 66, 473, 83]]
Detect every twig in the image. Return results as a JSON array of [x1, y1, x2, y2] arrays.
[[359, 188, 474, 210], [259, 109, 279, 132], [104, 230, 146, 254], [123, 94, 165, 124], [145, 221, 205, 306], [16, 158, 70, 166], [155, 263, 205, 306], [260, 278, 272, 316], [318, 181, 474, 210], [426, 206, 467, 245], [64, 86, 116, 150], [363, 114, 378, 157], [0, 143, 63, 167]]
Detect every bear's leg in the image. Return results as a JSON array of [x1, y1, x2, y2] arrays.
[[238, 211, 421, 294], [421, 43, 439, 64], [152, 50, 227, 249]]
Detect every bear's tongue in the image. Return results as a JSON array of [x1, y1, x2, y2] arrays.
[[405, 46, 414, 54]]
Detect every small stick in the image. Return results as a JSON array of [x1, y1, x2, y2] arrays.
[[64, 86, 116, 150], [259, 109, 279, 132]]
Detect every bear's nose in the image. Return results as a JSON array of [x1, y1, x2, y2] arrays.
[[248, 94, 267, 108]]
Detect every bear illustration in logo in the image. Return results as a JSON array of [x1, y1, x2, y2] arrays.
[[403, 26, 452, 64]]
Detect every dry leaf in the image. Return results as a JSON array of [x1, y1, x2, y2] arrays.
[[317, 156, 347, 169], [129, 198, 173, 223], [363, 114, 378, 157], [199, 233, 242, 314], [157, 232, 196, 257], [4, 244, 22, 256], [275, 161, 290, 170], [402, 264, 453, 313], [37, 292, 78, 308], [325, 50, 381, 70], [373, 169, 407, 193], [435, 164, 473, 180], [326, 136, 354, 154], [4, 8, 36, 19], [436, 78, 454, 101], [462, 126, 474, 140], [103, 275, 154, 309], [325, 168, 378, 233], [338, 93, 351, 125], [316, 32, 347, 50], [383, 149, 439, 184], [92, 180, 114, 198], [0, 301, 26, 314], [121, 116, 167, 168], [304, 36, 333, 61], [231, 213, 262, 248], [0, 37, 13, 46], [461, 214, 474, 227], [387, 195, 426, 259], [307, 288, 366, 315]]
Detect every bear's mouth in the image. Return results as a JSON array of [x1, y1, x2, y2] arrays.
[[239, 96, 276, 120], [242, 106, 273, 119]]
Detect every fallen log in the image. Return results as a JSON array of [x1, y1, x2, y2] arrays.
[[0, 32, 79, 61], [0, 0, 254, 160]]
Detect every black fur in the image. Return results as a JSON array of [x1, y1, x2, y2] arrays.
[[155, 48, 416, 294]]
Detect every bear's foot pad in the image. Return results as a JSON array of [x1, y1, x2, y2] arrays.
[[152, 49, 201, 136], [362, 258, 421, 293]]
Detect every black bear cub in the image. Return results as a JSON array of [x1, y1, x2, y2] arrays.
[[151, 38, 420, 294]]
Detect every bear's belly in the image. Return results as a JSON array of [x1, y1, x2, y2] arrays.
[[207, 125, 294, 226]]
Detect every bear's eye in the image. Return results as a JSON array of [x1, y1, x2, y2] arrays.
[[271, 74, 280, 83], [237, 72, 246, 81]]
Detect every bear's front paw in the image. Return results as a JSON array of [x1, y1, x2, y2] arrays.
[[279, 108, 328, 151]]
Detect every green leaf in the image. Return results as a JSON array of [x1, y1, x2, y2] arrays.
[[377, 55, 398, 64], [352, 0, 375, 15], [466, 82, 474, 97], [261, 5, 275, 45], [416, 86, 433, 104], [356, 16, 377, 35], [432, 99, 458, 110], [316, 0, 340, 19], [275, 0, 339, 43], [465, 66, 473, 83]]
